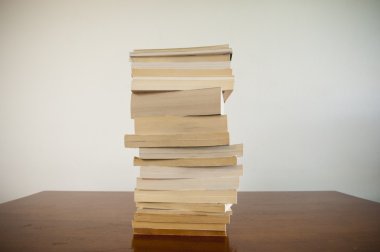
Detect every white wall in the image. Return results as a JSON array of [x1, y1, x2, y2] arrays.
[[1, 0, 379, 203]]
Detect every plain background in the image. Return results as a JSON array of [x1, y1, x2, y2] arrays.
[[1, 0, 379, 204]]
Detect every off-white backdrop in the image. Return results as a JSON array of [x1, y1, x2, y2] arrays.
[[1, 0, 379, 203]]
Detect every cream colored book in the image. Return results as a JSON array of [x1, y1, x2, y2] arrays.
[[133, 44, 230, 53], [136, 177, 239, 191], [132, 68, 232, 77], [132, 220, 226, 231], [135, 207, 232, 215], [136, 202, 232, 213], [130, 54, 231, 63], [131, 87, 224, 118], [124, 132, 229, 148], [133, 228, 226, 236], [139, 144, 242, 159], [134, 212, 230, 224], [134, 115, 228, 135], [131, 77, 234, 101], [133, 156, 237, 167], [131, 61, 231, 69], [134, 190, 237, 204], [139, 165, 243, 179], [130, 44, 232, 57]]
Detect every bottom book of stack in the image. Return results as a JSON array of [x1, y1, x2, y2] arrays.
[[132, 165, 243, 236]]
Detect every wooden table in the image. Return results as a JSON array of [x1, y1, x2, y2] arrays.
[[0, 191, 379, 251]]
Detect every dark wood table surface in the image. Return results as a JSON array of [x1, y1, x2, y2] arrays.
[[0, 191, 379, 251]]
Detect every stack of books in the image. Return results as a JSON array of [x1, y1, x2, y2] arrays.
[[125, 44, 243, 236]]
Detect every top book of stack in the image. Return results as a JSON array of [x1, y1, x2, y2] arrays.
[[129, 44, 234, 101]]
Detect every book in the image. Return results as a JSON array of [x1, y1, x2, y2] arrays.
[[139, 165, 243, 179], [134, 212, 230, 224], [134, 115, 228, 135], [133, 228, 226, 237], [134, 190, 237, 204], [132, 220, 226, 231], [133, 156, 237, 167], [135, 207, 232, 215], [124, 132, 229, 148], [130, 44, 232, 58], [131, 87, 224, 118], [139, 144, 242, 159], [136, 202, 232, 213], [126, 44, 241, 237], [131, 68, 232, 77], [132, 44, 230, 52], [130, 53, 231, 63], [136, 177, 239, 190], [131, 77, 234, 101], [131, 61, 231, 69]]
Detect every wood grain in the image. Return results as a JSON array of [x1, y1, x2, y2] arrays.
[[0, 191, 379, 251]]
